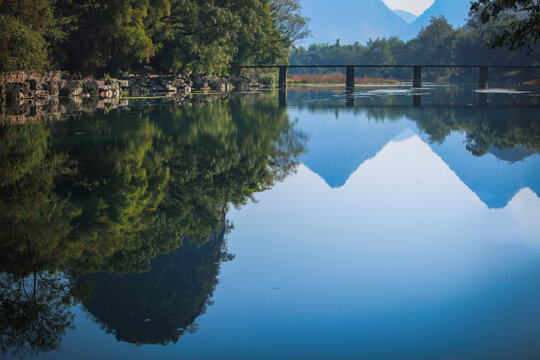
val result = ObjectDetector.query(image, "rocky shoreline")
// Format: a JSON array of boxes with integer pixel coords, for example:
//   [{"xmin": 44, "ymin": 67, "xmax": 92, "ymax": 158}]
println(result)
[{"xmin": 0, "ymin": 71, "xmax": 270, "ymax": 106}]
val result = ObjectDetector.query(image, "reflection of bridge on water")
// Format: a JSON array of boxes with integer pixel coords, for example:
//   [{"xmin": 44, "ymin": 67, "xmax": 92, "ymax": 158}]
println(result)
[{"xmin": 233, "ymin": 64, "xmax": 540, "ymax": 107}]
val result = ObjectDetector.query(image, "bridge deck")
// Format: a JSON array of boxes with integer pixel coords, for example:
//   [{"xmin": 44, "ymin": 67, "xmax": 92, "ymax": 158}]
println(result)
[
  {"xmin": 233, "ymin": 65, "xmax": 540, "ymax": 69},
  {"xmin": 232, "ymin": 64, "xmax": 539, "ymax": 90}
]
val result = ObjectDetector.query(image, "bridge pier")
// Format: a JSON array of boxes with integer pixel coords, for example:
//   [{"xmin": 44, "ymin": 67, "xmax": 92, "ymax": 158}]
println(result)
[
  {"xmin": 279, "ymin": 66, "xmax": 287, "ymax": 89},
  {"xmin": 413, "ymin": 66, "xmax": 422, "ymax": 88},
  {"xmin": 479, "ymin": 66, "xmax": 488, "ymax": 89},
  {"xmin": 346, "ymin": 66, "xmax": 355, "ymax": 89}
]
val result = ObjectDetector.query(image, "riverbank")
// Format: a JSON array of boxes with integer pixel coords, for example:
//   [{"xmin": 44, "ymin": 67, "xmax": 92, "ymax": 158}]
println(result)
[
  {"xmin": 0, "ymin": 84, "xmax": 283, "ymax": 125},
  {"xmin": 0, "ymin": 71, "xmax": 272, "ymax": 108}
]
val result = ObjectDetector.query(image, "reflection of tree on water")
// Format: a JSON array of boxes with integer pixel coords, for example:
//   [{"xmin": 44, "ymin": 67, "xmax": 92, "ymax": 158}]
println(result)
[
  {"xmin": 296, "ymin": 88, "xmax": 540, "ymax": 208},
  {"xmin": 0, "ymin": 123, "xmax": 79, "ymax": 357},
  {"xmin": 80, "ymin": 226, "xmax": 231, "ymax": 345},
  {"xmin": 52, "ymin": 95, "xmax": 305, "ymax": 273},
  {"xmin": 296, "ymin": 87, "xmax": 540, "ymax": 158},
  {"xmin": 0, "ymin": 93, "xmax": 306, "ymax": 355},
  {"xmin": 0, "ymin": 272, "xmax": 74, "ymax": 358}
]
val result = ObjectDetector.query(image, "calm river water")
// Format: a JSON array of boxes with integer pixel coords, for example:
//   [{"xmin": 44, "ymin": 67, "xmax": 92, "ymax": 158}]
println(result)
[{"xmin": 1, "ymin": 85, "xmax": 540, "ymax": 359}]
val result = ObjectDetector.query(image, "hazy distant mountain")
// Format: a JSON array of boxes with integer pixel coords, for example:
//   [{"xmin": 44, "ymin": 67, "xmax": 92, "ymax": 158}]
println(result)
[
  {"xmin": 300, "ymin": 0, "xmax": 407, "ymax": 45},
  {"xmin": 404, "ymin": 0, "xmax": 472, "ymax": 39},
  {"xmin": 299, "ymin": 0, "xmax": 473, "ymax": 44},
  {"xmin": 393, "ymin": 9, "xmax": 418, "ymax": 24}
]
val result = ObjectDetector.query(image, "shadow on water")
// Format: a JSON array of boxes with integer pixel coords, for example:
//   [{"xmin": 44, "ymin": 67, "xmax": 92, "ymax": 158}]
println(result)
[{"xmin": 79, "ymin": 226, "xmax": 233, "ymax": 345}]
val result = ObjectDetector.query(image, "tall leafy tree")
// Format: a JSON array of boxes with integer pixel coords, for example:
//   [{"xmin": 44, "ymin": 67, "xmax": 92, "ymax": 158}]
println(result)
[
  {"xmin": 403, "ymin": 16, "xmax": 456, "ymax": 65},
  {"xmin": 54, "ymin": 0, "xmax": 159, "ymax": 76},
  {"xmin": 470, "ymin": 0, "xmax": 540, "ymax": 52},
  {"xmin": 151, "ymin": 0, "xmax": 238, "ymax": 74},
  {"xmin": 0, "ymin": 0, "xmax": 63, "ymax": 71},
  {"xmin": 270, "ymin": 0, "xmax": 310, "ymax": 49}
]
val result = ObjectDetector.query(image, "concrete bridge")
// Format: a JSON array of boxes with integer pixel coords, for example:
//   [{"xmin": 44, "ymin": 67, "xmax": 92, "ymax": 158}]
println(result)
[
  {"xmin": 233, "ymin": 64, "xmax": 539, "ymax": 106},
  {"xmin": 233, "ymin": 64, "xmax": 540, "ymax": 89}
]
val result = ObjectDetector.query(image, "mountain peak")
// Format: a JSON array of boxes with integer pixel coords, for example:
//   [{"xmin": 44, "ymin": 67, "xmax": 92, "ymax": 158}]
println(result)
[
  {"xmin": 300, "ymin": 0, "xmax": 473, "ymax": 44},
  {"xmin": 300, "ymin": 0, "xmax": 407, "ymax": 45},
  {"xmin": 393, "ymin": 9, "xmax": 418, "ymax": 24},
  {"xmin": 404, "ymin": 0, "xmax": 472, "ymax": 39}
]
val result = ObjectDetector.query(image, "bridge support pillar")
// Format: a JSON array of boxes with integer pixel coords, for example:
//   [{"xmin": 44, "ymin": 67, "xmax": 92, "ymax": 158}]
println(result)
[
  {"xmin": 279, "ymin": 66, "xmax": 287, "ymax": 89},
  {"xmin": 479, "ymin": 66, "xmax": 488, "ymax": 89},
  {"xmin": 413, "ymin": 66, "xmax": 422, "ymax": 88},
  {"xmin": 346, "ymin": 66, "xmax": 355, "ymax": 89}
]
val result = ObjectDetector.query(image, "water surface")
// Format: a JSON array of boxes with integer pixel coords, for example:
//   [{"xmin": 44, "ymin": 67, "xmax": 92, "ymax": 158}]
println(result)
[{"xmin": 1, "ymin": 86, "xmax": 539, "ymax": 359}]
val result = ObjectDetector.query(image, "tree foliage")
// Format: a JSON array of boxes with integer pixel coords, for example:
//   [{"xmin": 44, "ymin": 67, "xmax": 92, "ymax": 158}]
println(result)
[
  {"xmin": 470, "ymin": 0, "xmax": 540, "ymax": 52},
  {"xmin": 0, "ymin": 0, "xmax": 309, "ymax": 74},
  {"xmin": 0, "ymin": 0, "xmax": 65, "ymax": 71},
  {"xmin": 290, "ymin": 15, "xmax": 540, "ymax": 79}
]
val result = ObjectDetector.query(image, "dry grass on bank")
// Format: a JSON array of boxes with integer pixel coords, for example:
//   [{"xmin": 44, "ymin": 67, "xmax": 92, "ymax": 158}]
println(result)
[
  {"xmin": 524, "ymin": 78, "xmax": 540, "ymax": 86},
  {"xmin": 288, "ymin": 72, "xmax": 401, "ymax": 85}
]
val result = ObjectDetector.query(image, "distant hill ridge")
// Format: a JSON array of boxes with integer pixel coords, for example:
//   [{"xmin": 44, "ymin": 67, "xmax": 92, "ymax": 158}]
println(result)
[
  {"xmin": 300, "ymin": 0, "xmax": 407, "ymax": 45},
  {"xmin": 393, "ymin": 9, "xmax": 418, "ymax": 24},
  {"xmin": 404, "ymin": 0, "xmax": 472, "ymax": 39},
  {"xmin": 300, "ymin": 0, "xmax": 472, "ymax": 44}
]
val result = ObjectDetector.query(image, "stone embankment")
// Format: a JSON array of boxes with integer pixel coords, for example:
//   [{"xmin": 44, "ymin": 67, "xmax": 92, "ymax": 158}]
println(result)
[
  {"xmin": 0, "ymin": 71, "xmax": 256, "ymax": 105},
  {"xmin": 0, "ymin": 71, "xmax": 269, "ymax": 124}
]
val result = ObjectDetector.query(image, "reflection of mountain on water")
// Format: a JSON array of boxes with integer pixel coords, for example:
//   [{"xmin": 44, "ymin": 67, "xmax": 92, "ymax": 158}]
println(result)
[
  {"xmin": 293, "ymin": 109, "xmax": 411, "ymax": 187},
  {"xmin": 293, "ymin": 108, "xmax": 540, "ymax": 208},
  {"xmin": 80, "ymin": 228, "xmax": 229, "ymax": 345},
  {"xmin": 488, "ymin": 146, "xmax": 540, "ymax": 163},
  {"xmin": 425, "ymin": 133, "xmax": 540, "ymax": 209}
]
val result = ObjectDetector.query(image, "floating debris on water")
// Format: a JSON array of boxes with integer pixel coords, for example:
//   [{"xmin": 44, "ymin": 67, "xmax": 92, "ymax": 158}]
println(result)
[
  {"xmin": 474, "ymin": 88, "xmax": 531, "ymax": 94},
  {"xmin": 367, "ymin": 89, "xmax": 411, "ymax": 95}
]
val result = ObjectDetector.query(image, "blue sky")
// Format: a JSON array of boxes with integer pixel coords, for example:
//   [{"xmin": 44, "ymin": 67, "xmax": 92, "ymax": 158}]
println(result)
[{"xmin": 382, "ymin": 0, "xmax": 435, "ymax": 16}]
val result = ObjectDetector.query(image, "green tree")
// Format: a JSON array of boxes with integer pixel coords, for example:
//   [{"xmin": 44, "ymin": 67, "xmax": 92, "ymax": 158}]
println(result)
[
  {"xmin": 470, "ymin": 0, "xmax": 540, "ymax": 52},
  {"xmin": 54, "ymin": 0, "xmax": 158, "ymax": 76},
  {"xmin": 0, "ymin": 0, "xmax": 64, "ymax": 71},
  {"xmin": 270, "ymin": 0, "xmax": 310, "ymax": 49},
  {"xmin": 403, "ymin": 16, "xmax": 455, "ymax": 65},
  {"xmin": 151, "ymin": 0, "xmax": 238, "ymax": 74}
]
